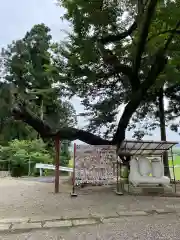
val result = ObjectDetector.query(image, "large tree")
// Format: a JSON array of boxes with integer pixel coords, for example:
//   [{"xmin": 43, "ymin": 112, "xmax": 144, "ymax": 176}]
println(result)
[
  {"xmin": 0, "ymin": 24, "xmax": 76, "ymax": 144},
  {"xmin": 12, "ymin": 1, "xmax": 180, "ymax": 148}
]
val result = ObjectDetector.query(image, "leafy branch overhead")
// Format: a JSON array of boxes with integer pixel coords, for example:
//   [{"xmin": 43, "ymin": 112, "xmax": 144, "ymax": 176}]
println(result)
[{"xmin": 10, "ymin": 0, "xmax": 180, "ymax": 145}]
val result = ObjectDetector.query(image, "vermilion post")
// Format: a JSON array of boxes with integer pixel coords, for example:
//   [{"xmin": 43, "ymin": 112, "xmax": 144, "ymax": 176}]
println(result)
[{"xmin": 55, "ymin": 136, "xmax": 60, "ymax": 193}]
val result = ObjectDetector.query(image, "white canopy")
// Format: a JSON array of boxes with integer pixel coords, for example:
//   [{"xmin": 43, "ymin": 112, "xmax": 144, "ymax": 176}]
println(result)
[{"xmin": 117, "ymin": 140, "xmax": 178, "ymax": 156}]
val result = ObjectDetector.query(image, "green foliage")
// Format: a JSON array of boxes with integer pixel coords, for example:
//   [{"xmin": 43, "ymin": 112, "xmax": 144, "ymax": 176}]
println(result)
[
  {"xmin": 0, "ymin": 138, "xmax": 71, "ymax": 177},
  {"xmin": 0, "ymin": 82, "xmax": 37, "ymax": 145},
  {"xmin": 55, "ymin": 0, "xmax": 180, "ymax": 139},
  {"xmin": 60, "ymin": 140, "xmax": 71, "ymax": 166},
  {"xmin": 0, "ymin": 139, "xmax": 53, "ymax": 177},
  {"xmin": 128, "ymin": 0, "xmax": 180, "ymax": 139},
  {"xmin": 0, "ymin": 23, "xmax": 76, "ymax": 145},
  {"xmin": 55, "ymin": 1, "xmax": 129, "ymax": 138},
  {"xmin": 172, "ymin": 147, "xmax": 180, "ymax": 156},
  {"xmin": 0, "ymin": 1, "xmax": 179, "ymax": 149}
]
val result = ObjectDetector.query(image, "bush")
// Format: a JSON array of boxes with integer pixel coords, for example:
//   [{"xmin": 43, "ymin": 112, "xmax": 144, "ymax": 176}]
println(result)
[
  {"xmin": 0, "ymin": 139, "xmax": 53, "ymax": 177},
  {"xmin": 0, "ymin": 139, "xmax": 71, "ymax": 177}
]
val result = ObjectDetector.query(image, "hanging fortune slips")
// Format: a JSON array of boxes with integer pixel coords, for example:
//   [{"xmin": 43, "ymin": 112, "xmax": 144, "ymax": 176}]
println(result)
[{"xmin": 75, "ymin": 145, "xmax": 117, "ymax": 185}]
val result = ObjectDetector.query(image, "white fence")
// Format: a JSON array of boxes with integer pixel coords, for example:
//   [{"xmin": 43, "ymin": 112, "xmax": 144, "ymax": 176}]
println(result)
[{"xmin": 35, "ymin": 163, "xmax": 73, "ymax": 176}]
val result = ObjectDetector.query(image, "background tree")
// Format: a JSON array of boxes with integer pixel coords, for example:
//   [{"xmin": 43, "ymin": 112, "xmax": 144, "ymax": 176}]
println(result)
[
  {"xmin": 0, "ymin": 82, "xmax": 36, "ymax": 145},
  {"xmin": 0, "ymin": 24, "xmax": 75, "ymax": 171},
  {"xmin": 0, "ymin": 24, "xmax": 76, "ymax": 144},
  {"xmin": 0, "ymin": 139, "xmax": 53, "ymax": 177}
]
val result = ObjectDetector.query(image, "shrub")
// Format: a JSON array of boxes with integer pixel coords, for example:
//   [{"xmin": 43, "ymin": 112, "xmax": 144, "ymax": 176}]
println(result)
[
  {"xmin": 0, "ymin": 139, "xmax": 71, "ymax": 177},
  {"xmin": 0, "ymin": 139, "xmax": 53, "ymax": 177}
]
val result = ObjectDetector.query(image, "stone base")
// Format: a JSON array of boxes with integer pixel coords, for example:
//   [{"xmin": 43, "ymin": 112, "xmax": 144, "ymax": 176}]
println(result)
[
  {"xmin": 142, "ymin": 187, "xmax": 164, "ymax": 195},
  {"xmin": 70, "ymin": 192, "xmax": 78, "ymax": 197},
  {"xmin": 114, "ymin": 190, "xmax": 124, "ymax": 195},
  {"xmin": 124, "ymin": 183, "xmax": 174, "ymax": 196}
]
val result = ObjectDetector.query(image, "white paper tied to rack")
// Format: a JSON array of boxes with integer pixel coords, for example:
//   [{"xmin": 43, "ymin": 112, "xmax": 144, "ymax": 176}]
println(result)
[{"xmin": 74, "ymin": 145, "xmax": 117, "ymax": 185}]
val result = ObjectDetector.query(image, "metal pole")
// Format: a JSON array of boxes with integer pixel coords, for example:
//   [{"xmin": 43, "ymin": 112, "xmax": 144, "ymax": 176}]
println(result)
[
  {"xmin": 71, "ymin": 143, "xmax": 77, "ymax": 197},
  {"xmin": 54, "ymin": 137, "xmax": 60, "ymax": 193},
  {"xmin": 115, "ymin": 156, "xmax": 123, "ymax": 195},
  {"xmin": 28, "ymin": 158, "xmax": 31, "ymax": 176},
  {"xmin": 116, "ymin": 158, "xmax": 119, "ymax": 192},
  {"xmin": 171, "ymin": 147, "xmax": 176, "ymax": 193}
]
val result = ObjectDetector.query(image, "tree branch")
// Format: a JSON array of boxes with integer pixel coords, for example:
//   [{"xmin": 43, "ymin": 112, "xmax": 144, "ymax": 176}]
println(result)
[
  {"xmin": 99, "ymin": 0, "xmax": 149, "ymax": 45},
  {"xmin": 148, "ymin": 29, "xmax": 180, "ymax": 42},
  {"xmin": 163, "ymin": 20, "xmax": 180, "ymax": 50},
  {"xmin": 53, "ymin": 128, "xmax": 111, "ymax": 145},
  {"xmin": 12, "ymin": 103, "xmax": 52, "ymax": 138},
  {"xmin": 132, "ymin": 0, "xmax": 158, "ymax": 89},
  {"xmin": 97, "ymin": 42, "xmax": 132, "ymax": 75},
  {"xmin": 11, "ymin": 103, "xmax": 111, "ymax": 145},
  {"xmin": 100, "ymin": 21, "xmax": 137, "ymax": 44},
  {"xmin": 97, "ymin": 42, "xmax": 140, "ymax": 90},
  {"xmin": 113, "ymin": 48, "xmax": 168, "ymax": 146},
  {"xmin": 112, "ymin": 20, "xmax": 180, "ymax": 146}
]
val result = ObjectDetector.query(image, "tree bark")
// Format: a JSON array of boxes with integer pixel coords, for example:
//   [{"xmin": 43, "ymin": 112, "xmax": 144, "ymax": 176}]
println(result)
[
  {"xmin": 11, "ymin": 103, "xmax": 112, "ymax": 145},
  {"xmin": 113, "ymin": 49, "xmax": 167, "ymax": 146},
  {"xmin": 158, "ymin": 87, "xmax": 170, "ymax": 177}
]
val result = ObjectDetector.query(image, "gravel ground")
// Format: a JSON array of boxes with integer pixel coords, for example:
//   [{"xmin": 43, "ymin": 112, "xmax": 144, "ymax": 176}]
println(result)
[
  {"xmin": 1, "ymin": 214, "xmax": 180, "ymax": 240},
  {"xmin": 1, "ymin": 178, "xmax": 180, "ymax": 220}
]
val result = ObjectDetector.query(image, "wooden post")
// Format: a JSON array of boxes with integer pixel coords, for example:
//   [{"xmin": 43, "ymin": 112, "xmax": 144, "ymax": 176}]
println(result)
[
  {"xmin": 55, "ymin": 137, "xmax": 60, "ymax": 193},
  {"xmin": 71, "ymin": 143, "xmax": 77, "ymax": 197},
  {"xmin": 115, "ymin": 157, "xmax": 123, "ymax": 195}
]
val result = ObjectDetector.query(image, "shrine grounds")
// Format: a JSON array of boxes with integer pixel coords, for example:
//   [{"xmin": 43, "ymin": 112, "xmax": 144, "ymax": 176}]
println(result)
[
  {"xmin": 1, "ymin": 177, "xmax": 180, "ymax": 239},
  {"xmin": 1, "ymin": 177, "xmax": 180, "ymax": 220}
]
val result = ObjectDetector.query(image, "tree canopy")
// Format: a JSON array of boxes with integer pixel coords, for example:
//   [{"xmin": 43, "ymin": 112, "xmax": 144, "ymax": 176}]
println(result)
[
  {"xmin": 11, "ymin": 0, "xmax": 180, "ymax": 147},
  {"xmin": 0, "ymin": 23, "xmax": 76, "ymax": 145}
]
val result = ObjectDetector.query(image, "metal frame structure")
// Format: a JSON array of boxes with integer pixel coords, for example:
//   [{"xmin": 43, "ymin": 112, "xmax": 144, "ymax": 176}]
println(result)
[
  {"xmin": 69, "ymin": 140, "xmax": 178, "ymax": 197},
  {"xmin": 116, "ymin": 140, "xmax": 178, "ymax": 195}
]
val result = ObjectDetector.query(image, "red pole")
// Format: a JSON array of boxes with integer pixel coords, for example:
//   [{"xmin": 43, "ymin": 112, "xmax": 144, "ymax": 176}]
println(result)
[{"xmin": 55, "ymin": 137, "xmax": 60, "ymax": 193}]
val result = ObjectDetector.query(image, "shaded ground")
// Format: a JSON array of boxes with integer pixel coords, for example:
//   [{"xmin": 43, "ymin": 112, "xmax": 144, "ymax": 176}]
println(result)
[
  {"xmin": 1, "ymin": 178, "xmax": 180, "ymax": 220},
  {"xmin": 21, "ymin": 176, "xmax": 55, "ymax": 183},
  {"xmin": 1, "ymin": 214, "xmax": 180, "ymax": 240}
]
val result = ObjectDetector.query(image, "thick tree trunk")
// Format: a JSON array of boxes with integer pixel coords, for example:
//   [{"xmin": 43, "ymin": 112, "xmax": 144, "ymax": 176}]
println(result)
[
  {"xmin": 113, "ymin": 51, "xmax": 167, "ymax": 146},
  {"xmin": 158, "ymin": 87, "xmax": 170, "ymax": 177}
]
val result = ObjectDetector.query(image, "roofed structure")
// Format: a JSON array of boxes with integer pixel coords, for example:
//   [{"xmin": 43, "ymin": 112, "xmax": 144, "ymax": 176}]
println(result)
[{"xmin": 117, "ymin": 140, "xmax": 178, "ymax": 156}]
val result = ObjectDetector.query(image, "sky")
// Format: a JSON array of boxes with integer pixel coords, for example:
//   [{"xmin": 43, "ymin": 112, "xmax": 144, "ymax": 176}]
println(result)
[{"xmin": 0, "ymin": 0, "xmax": 179, "ymax": 143}]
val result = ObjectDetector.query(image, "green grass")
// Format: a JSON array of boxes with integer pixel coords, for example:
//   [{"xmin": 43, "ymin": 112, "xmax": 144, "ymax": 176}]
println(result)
[
  {"xmin": 169, "ymin": 155, "xmax": 180, "ymax": 180},
  {"xmin": 170, "ymin": 168, "xmax": 180, "ymax": 180},
  {"xmin": 169, "ymin": 155, "xmax": 180, "ymax": 166}
]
